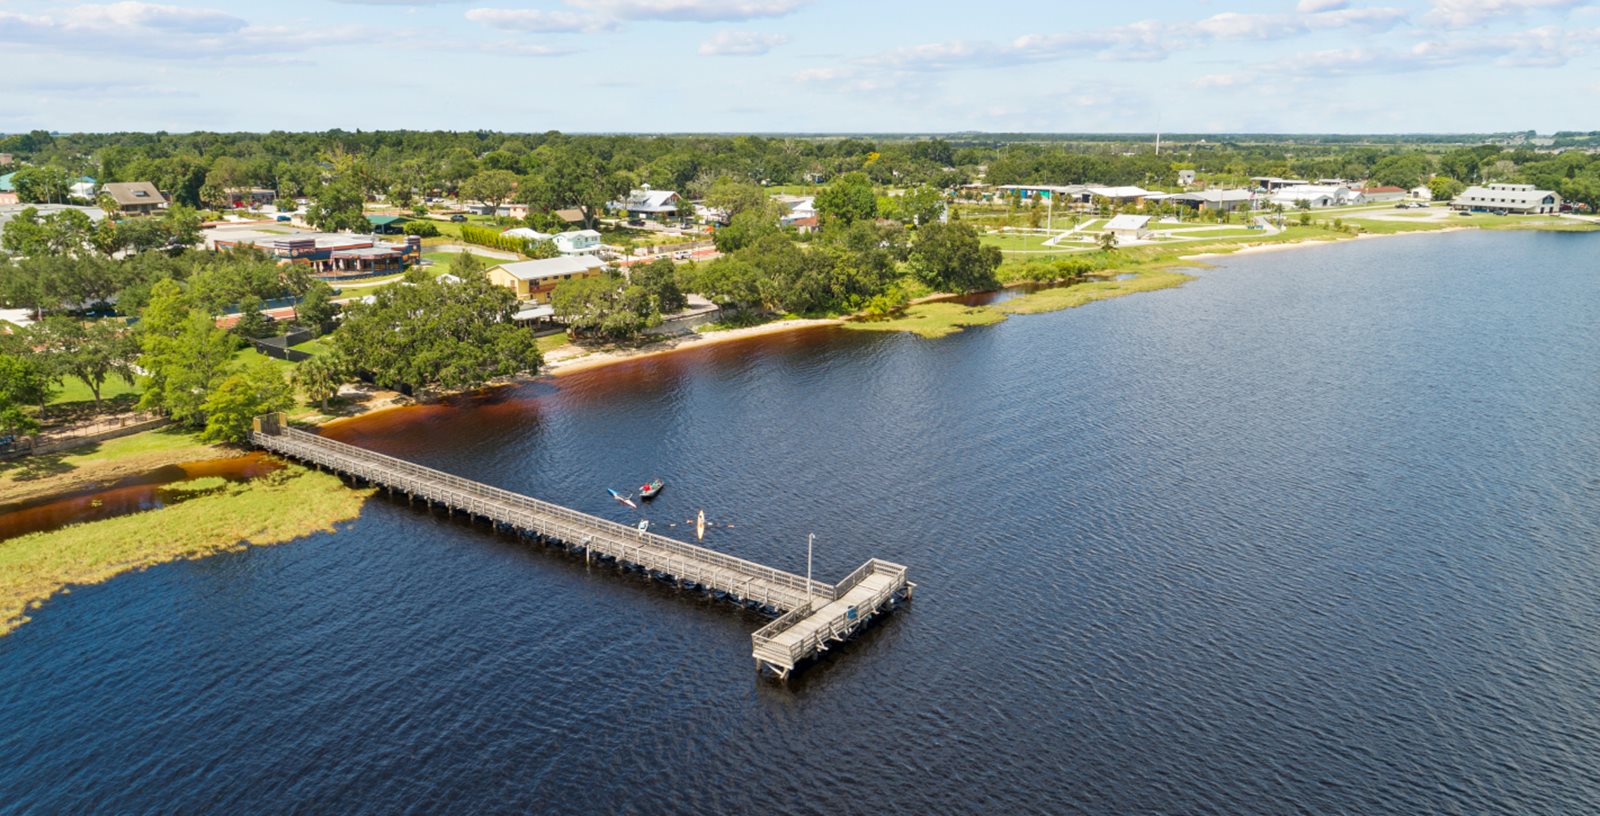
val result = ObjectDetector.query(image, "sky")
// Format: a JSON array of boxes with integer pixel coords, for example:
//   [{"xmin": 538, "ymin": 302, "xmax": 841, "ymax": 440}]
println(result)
[{"xmin": 1, "ymin": 0, "xmax": 1598, "ymax": 134}]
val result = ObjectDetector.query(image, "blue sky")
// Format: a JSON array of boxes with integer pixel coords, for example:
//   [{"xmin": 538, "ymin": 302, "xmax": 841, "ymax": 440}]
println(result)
[{"xmin": 2, "ymin": 0, "xmax": 1597, "ymax": 134}]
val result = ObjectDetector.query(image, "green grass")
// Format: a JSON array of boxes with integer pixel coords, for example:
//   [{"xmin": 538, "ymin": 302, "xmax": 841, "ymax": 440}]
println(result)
[
  {"xmin": 47, "ymin": 374, "xmax": 141, "ymax": 406},
  {"xmin": 232, "ymin": 344, "xmax": 300, "ymax": 376},
  {"xmin": 536, "ymin": 333, "xmax": 571, "ymax": 354},
  {"xmin": 0, "ymin": 426, "xmax": 220, "ymax": 504},
  {"xmin": 0, "ymin": 465, "xmax": 371, "ymax": 637},
  {"xmin": 842, "ymin": 302, "xmax": 1008, "ymax": 339},
  {"xmin": 996, "ymin": 270, "xmax": 1197, "ymax": 315}
]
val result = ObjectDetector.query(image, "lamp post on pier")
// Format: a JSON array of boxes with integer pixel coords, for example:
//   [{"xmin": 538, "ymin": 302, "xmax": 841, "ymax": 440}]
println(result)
[{"xmin": 806, "ymin": 533, "xmax": 815, "ymax": 606}]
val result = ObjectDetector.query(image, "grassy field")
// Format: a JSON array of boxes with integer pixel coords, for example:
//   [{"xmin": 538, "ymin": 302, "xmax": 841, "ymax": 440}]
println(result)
[
  {"xmin": 997, "ymin": 270, "xmax": 1197, "ymax": 315},
  {"xmin": 537, "ymin": 333, "xmax": 571, "ymax": 354},
  {"xmin": 47, "ymin": 375, "xmax": 142, "ymax": 407},
  {"xmin": 0, "ymin": 464, "xmax": 371, "ymax": 636},
  {"xmin": 842, "ymin": 302, "xmax": 1008, "ymax": 339},
  {"xmin": 0, "ymin": 427, "xmax": 224, "ymax": 505}
]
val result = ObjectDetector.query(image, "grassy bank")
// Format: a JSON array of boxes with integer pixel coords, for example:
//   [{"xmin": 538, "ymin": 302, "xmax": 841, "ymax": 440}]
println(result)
[
  {"xmin": 997, "ymin": 270, "xmax": 1197, "ymax": 315},
  {"xmin": 843, "ymin": 301, "xmax": 1008, "ymax": 339},
  {"xmin": 0, "ymin": 428, "xmax": 227, "ymax": 506},
  {"xmin": 0, "ymin": 464, "xmax": 371, "ymax": 636}
]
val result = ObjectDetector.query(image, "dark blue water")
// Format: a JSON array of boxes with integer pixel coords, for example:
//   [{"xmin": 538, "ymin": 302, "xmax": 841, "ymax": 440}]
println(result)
[{"xmin": 4, "ymin": 231, "xmax": 1598, "ymax": 814}]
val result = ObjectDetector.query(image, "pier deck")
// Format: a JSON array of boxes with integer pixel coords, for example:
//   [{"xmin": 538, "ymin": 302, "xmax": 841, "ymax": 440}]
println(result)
[{"xmin": 249, "ymin": 414, "xmax": 910, "ymax": 677}]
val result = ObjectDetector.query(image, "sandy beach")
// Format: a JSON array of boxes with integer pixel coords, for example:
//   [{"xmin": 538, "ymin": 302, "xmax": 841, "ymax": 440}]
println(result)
[{"xmin": 540, "ymin": 317, "xmax": 844, "ymax": 376}]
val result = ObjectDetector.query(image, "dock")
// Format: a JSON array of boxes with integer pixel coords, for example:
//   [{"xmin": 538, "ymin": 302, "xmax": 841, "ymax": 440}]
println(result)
[{"xmin": 249, "ymin": 414, "xmax": 911, "ymax": 678}]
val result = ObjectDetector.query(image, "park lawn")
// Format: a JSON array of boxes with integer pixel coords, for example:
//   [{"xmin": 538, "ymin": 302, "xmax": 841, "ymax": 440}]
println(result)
[
  {"xmin": 48, "ymin": 374, "xmax": 142, "ymax": 407},
  {"xmin": 232, "ymin": 344, "xmax": 300, "ymax": 376},
  {"xmin": 764, "ymin": 184, "xmax": 822, "ymax": 196},
  {"xmin": 536, "ymin": 333, "xmax": 571, "ymax": 354},
  {"xmin": 0, "ymin": 426, "xmax": 224, "ymax": 505},
  {"xmin": 0, "ymin": 465, "xmax": 371, "ymax": 637},
  {"xmin": 842, "ymin": 302, "xmax": 1007, "ymax": 339},
  {"xmin": 421, "ymin": 250, "xmax": 501, "ymax": 268},
  {"xmin": 291, "ymin": 336, "xmax": 336, "ymax": 356},
  {"xmin": 982, "ymin": 233, "xmax": 1058, "ymax": 252}
]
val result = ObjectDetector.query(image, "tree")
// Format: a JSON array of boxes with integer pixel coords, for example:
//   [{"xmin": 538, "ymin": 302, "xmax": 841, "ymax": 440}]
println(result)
[
  {"xmin": 712, "ymin": 209, "xmax": 780, "ymax": 253},
  {"xmin": 459, "ymin": 170, "xmax": 519, "ymax": 210},
  {"xmin": 522, "ymin": 145, "xmax": 635, "ymax": 230},
  {"xmin": 907, "ymin": 222, "xmax": 1001, "ymax": 293},
  {"xmin": 814, "ymin": 172, "xmax": 877, "ymax": 226},
  {"xmin": 32, "ymin": 318, "xmax": 137, "ymax": 410},
  {"xmin": 891, "ymin": 185, "xmax": 945, "ymax": 226},
  {"xmin": 448, "ymin": 250, "xmax": 487, "ymax": 278},
  {"xmin": 333, "ymin": 272, "xmax": 541, "ymax": 393},
  {"xmin": 629, "ymin": 257, "xmax": 687, "ymax": 314},
  {"xmin": 1097, "ymin": 231, "xmax": 1119, "ymax": 252},
  {"xmin": 704, "ymin": 176, "xmax": 774, "ymax": 219},
  {"xmin": 1428, "ymin": 176, "xmax": 1466, "ymax": 202},
  {"xmin": 1371, "ymin": 154, "xmax": 1432, "ymax": 191},
  {"xmin": 136, "ymin": 281, "xmax": 238, "ymax": 425},
  {"xmin": 307, "ymin": 180, "xmax": 367, "ymax": 232},
  {"xmin": 200, "ymin": 361, "xmax": 294, "ymax": 444},
  {"xmin": 550, "ymin": 274, "xmax": 655, "ymax": 339},
  {"xmin": 292, "ymin": 352, "xmax": 350, "ymax": 412},
  {"xmin": 684, "ymin": 256, "xmax": 762, "ymax": 312},
  {"xmin": 11, "ymin": 166, "xmax": 73, "ymax": 204},
  {"xmin": 296, "ymin": 280, "xmax": 339, "ymax": 330},
  {"xmin": 0, "ymin": 350, "xmax": 56, "ymax": 436},
  {"xmin": 233, "ymin": 295, "xmax": 275, "ymax": 339}
]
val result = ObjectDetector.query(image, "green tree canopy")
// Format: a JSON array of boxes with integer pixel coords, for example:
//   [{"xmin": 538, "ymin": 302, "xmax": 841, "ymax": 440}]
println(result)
[
  {"xmin": 814, "ymin": 172, "xmax": 877, "ymax": 226},
  {"xmin": 200, "ymin": 360, "xmax": 295, "ymax": 444},
  {"xmin": 307, "ymin": 180, "xmax": 367, "ymax": 232},
  {"xmin": 333, "ymin": 271, "xmax": 541, "ymax": 393},
  {"xmin": 907, "ymin": 222, "xmax": 1001, "ymax": 293},
  {"xmin": 32, "ymin": 317, "xmax": 138, "ymax": 410}
]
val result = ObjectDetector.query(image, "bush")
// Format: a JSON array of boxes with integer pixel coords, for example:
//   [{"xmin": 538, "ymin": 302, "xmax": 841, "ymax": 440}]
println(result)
[
  {"xmin": 460, "ymin": 224, "xmax": 557, "ymax": 258},
  {"xmin": 403, "ymin": 220, "xmax": 439, "ymax": 237}
]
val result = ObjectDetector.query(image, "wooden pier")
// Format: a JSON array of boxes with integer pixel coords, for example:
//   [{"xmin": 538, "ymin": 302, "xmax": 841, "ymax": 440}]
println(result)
[{"xmin": 249, "ymin": 414, "xmax": 911, "ymax": 678}]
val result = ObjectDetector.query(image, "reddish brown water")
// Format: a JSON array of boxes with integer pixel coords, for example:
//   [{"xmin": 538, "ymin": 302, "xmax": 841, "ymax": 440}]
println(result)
[{"xmin": 0, "ymin": 453, "xmax": 282, "ymax": 541}]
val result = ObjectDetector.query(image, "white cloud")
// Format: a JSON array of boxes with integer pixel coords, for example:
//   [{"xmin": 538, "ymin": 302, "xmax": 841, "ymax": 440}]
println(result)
[
  {"xmin": 563, "ymin": 0, "xmax": 808, "ymax": 22},
  {"xmin": 1298, "ymin": 0, "xmax": 1350, "ymax": 11},
  {"xmin": 844, "ymin": 6, "xmax": 1407, "ymax": 72},
  {"xmin": 698, "ymin": 30, "xmax": 787, "ymax": 55},
  {"xmin": 465, "ymin": 7, "xmax": 613, "ymax": 32},
  {"xmin": 482, "ymin": 40, "xmax": 582, "ymax": 56},
  {"xmin": 1424, "ymin": 0, "xmax": 1588, "ymax": 27},
  {"xmin": 0, "ymin": 4, "xmax": 360, "ymax": 58}
]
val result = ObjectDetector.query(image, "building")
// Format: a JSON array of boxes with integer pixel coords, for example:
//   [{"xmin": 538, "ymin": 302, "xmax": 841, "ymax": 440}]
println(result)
[
  {"xmin": 0, "ymin": 203, "xmax": 107, "ymax": 234},
  {"xmin": 1251, "ymin": 176, "xmax": 1309, "ymax": 192},
  {"xmin": 225, "ymin": 188, "xmax": 278, "ymax": 208},
  {"xmin": 1409, "ymin": 185, "xmax": 1433, "ymax": 201},
  {"xmin": 487, "ymin": 255, "xmax": 607, "ymax": 302},
  {"xmin": 0, "ymin": 173, "xmax": 14, "ymax": 206},
  {"xmin": 1177, "ymin": 169, "xmax": 1196, "ymax": 186},
  {"xmin": 778, "ymin": 196, "xmax": 816, "ymax": 226},
  {"xmin": 1168, "ymin": 189, "xmax": 1255, "ymax": 213},
  {"xmin": 554, "ymin": 208, "xmax": 586, "ymax": 225},
  {"xmin": 1104, "ymin": 214, "xmax": 1152, "ymax": 242},
  {"xmin": 212, "ymin": 231, "xmax": 422, "ymax": 279},
  {"xmin": 612, "ymin": 187, "xmax": 682, "ymax": 220},
  {"xmin": 0, "ymin": 154, "xmax": 12, "ymax": 166},
  {"xmin": 366, "ymin": 214, "xmax": 410, "ymax": 234},
  {"xmin": 1357, "ymin": 186, "xmax": 1408, "ymax": 203},
  {"xmin": 1270, "ymin": 185, "xmax": 1362, "ymax": 209},
  {"xmin": 996, "ymin": 184, "xmax": 1089, "ymax": 202},
  {"xmin": 553, "ymin": 229, "xmax": 602, "ymax": 256},
  {"xmin": 100, "ymin": 181, "xmax": 166, "ymax": 215},
  {"xmin": 1085, "ymin": 186, "xmax": 1157, "ymax": 207},
  {"xmin": 69, "ymin": 177, "xmax": 96, "ymax": 200},
  {"xmin": 502, "ymin": 227, "xmax": 552, "ymax": 242},
  {"xmin": 1451, "ymin": 183, "xmax": 1561, "ymax": 214}
]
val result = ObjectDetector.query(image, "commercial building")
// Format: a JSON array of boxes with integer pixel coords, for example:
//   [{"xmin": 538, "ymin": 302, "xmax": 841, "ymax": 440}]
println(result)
[
  {"xmin": 1356, "ymin": 186, "xmax": 1408, "ymax": 203},
  {"xmin": 488, "ymin": 255, "xmax": 607, "ymax": 302},
  {"xmin": 1270, "ymin": 185, "xmax": 1362, "ymax": 209},
  {"xmin": 100, "ymin": 181, "xmax": 166, "ymax": 215},
  {"xmin": 1251, "ymin": 177, "xmax": 1310, "ymax": 192},
  {"xmin": 1450, "ymin": 183, "xmax": 1561, "ymax": 214},
  {"xmin": 1168, "ymin": 189, "xmax": 1255, "ymax": 213},
  {"xmin": 212, "ymin": 231, "xmax": 422, "ymax": 279}
]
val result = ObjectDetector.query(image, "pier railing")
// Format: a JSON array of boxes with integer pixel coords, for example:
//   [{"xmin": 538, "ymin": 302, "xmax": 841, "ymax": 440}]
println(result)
[{"xmin": 250, "ymin": 414, "xmax": 909, "ymax": 677}]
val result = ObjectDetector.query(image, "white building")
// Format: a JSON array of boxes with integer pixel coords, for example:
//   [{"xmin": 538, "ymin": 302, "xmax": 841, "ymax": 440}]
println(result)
[
  {"xmin": 1270, "ymin": 185, "xmax": 1362, "ymax": 209},
  {"xmin": 553, "ymin": 229, "xmax": 603, "ymax": 255},
  {"xmin": 612, "ymin": 187, "xmax": 681, "ymax": 220},
  {"xmin": 1104, "ymin": 214, "xmax": 1152, "ymax": 242},
  {"xmin": 1451, "ymin": 183, "xmax": 1561, "ymax": 214}
]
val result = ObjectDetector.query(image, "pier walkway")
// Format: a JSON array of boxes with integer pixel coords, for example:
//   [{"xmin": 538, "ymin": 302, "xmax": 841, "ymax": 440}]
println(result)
[{"xmin": 249, "ymin": 414, "xmax": 911, "ymax": 677}]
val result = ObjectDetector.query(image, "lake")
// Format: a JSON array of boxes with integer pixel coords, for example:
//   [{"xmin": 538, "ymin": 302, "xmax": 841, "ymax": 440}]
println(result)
[{"xmin": 3, "ymin": 230, "xmax": 1598, "ymax": 814}]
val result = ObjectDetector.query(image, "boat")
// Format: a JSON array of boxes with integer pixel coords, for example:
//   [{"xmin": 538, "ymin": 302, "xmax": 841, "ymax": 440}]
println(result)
[
  {"xmin": 638, "ymin": 478, "xmax": 664, "ymax": 499},
  {"xmin": 606, "ymin": 488, "xmax": 637, "ymax": 510}
]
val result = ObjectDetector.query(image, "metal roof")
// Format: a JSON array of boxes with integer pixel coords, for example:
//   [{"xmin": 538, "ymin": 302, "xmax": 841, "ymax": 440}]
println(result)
[{"xmin": 492, "ymin": 255, "xmax": 606, "ymax": 281}]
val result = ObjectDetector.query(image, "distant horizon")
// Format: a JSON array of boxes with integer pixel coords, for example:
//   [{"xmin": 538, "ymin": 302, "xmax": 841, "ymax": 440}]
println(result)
[
  {"xmin": 3, "ymin": 0, "xmax": 1599, "ymax": 133},
  {"xmin": 2, "ymin": 129, "xmax": 1591, "ymax": 140}
]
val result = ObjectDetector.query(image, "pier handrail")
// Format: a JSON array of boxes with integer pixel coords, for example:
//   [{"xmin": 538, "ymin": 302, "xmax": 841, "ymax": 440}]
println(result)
[{"xmin": 256, "ymin": 425, "xmax": 833, "ymax": 598}]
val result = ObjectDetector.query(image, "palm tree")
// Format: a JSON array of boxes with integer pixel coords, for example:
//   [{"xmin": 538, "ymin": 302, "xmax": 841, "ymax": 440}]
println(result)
[{"xmin": 292, "ymin": 353, "xmax": 348, "ymax": 412}]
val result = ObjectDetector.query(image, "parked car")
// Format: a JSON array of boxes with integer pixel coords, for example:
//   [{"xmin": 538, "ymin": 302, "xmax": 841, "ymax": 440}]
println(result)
[
  {"xmin": 673, "ymin": 250, "xmax": 692, "ymax": 260},
  {"xmin": 450, "ymin": 214, "xmax": 467, "ymax": 222},
  {"xmin": 275, "ymin": 214, "xmax": 291, "ymax": 222}
]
